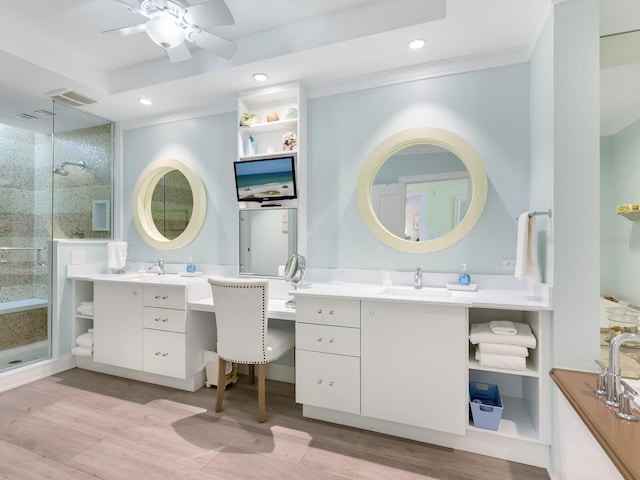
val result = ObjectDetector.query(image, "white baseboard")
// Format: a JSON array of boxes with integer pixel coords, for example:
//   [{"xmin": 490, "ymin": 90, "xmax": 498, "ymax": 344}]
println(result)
[
  {"xmin": 303, "ymin": 405, "xmax": 550, "ymax": 469},
  {"xmin": 0, "ymin": 354, "xmax": 75, "ymax": 393},
  {"xmin": 75, "ymin": 357, "xmax": 207, "ymax": 392}
]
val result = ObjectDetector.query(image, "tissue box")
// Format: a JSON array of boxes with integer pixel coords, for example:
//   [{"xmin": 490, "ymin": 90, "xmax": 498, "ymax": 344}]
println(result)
[
  {"xmin": 204, "ymin": 351, "xmax": 237, "ymax": 388},
  {"xmin": 469, "ymin": 381, "xmax": 503, "ymax": 431}
]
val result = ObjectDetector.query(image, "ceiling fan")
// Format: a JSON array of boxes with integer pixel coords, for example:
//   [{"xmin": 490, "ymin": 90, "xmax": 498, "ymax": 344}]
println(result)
[{"xmin": 105, "ymin": 0, "xmax": 236, "ymax": 63}]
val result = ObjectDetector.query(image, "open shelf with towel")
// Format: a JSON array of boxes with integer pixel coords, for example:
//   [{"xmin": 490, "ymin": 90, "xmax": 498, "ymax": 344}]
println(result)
[
  {"xmin": 72, "ymin": 279, "xmax": 94, "ymax": 359},
  {"xmin": 467, "ymin": 308, "xmax": 550, "ymax": 446}
]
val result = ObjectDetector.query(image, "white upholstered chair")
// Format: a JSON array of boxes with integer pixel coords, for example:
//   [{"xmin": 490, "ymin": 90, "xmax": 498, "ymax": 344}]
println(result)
[{"xmin": 208, "ymin": 276, "xmax": 295, "ymax": 422}]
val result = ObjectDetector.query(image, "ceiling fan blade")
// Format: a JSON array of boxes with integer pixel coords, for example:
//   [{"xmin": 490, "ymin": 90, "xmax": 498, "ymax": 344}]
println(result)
[
  {"xmin": 188, "ymin": 30, "xmax": 236, "ymax": 59},
  {"xmin": 103, "ymin": 24, "xmax": 147, "ymax": 36},
  {"xmin": 166, "ymin": 42, "xmax": 192, "ymax": 63},
  {"xmin": 184, "ymin": 0, "xmax": 234, "ymax": 28}
]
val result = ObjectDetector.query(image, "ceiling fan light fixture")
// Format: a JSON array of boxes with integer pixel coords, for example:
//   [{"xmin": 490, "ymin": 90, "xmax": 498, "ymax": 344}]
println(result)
[{"xmin": 145, "ymin": 17, "xmax": 185, "ymax": 49}]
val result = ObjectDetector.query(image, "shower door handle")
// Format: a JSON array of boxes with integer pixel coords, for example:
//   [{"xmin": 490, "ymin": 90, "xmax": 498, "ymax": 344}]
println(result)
[{"xmin": 0, "ymin": 246, "xmax": 47, "ymax": 266}]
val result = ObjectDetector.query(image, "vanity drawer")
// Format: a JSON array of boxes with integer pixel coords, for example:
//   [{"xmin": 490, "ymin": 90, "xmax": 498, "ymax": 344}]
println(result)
[
  {"xmin": 143, "ymin": 329, "xmax": 186, "ymax": 378},
  {"xmin": 143, "ymin": 307, "xmax": 186, "ymax": 333},
  {"xmin": 295, "ymin": 350, "xmax": 360, "ymax": 414},
  {"xmin": 143, "ymin": 285, "xmax": 186, "ymax": 310},
  {"xmin": 296, "ymin": 323, "xmax": 360, "ymax": 356},
  {"xmin": 296, "ymin": 297, "xmax": 360, "ymax": 327}
]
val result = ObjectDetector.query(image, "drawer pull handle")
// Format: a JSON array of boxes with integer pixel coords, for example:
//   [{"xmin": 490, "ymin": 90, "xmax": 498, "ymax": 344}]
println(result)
[
  {"xmin": 317, "ymin": 379, "xmax": 323, "ymax": 384},
  {"xmin": 317, "ymin": 337, "xmax": 323, "ymax": 342},
  {"xmin": 329, "ymin": 381, "xmax": 334, "ymax": 387},
  {"xmin": 155, "ymin": 351, "xmax": 161, "ymax": 356},
  {"xmin": 132, "ymin": 291, "xmax": 138, "ymax": 296},
  {"xmin": 155, "ymin": 317, "xmax": 161, "ymax": 322},
  {"xmin": 163, "ymin": 353, "xmax": 168, "ymax": 357},
  {"xmin": 317, "ymin": 309, "xmax": 323, "ymax": 314},
  {"xmin": 162, "ymin": 318, "xmax": 168, "ymax": 322},
  {"xmin": 328, "ymin": 310, "xmax": 334, "ymax": 315},
  {"xmin": 328, "ymin": 338, "xmax": 334, "ymax": 343},
  {"xmin": 154, "ymin": 295, "xmax": 168, "ymax": 300}
]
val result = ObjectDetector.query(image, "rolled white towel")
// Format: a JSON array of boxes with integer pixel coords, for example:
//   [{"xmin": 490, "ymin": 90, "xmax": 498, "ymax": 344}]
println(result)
[
  {"xmin": 71, "ymin": 346, "xmax": 93, "ymax": 357},
  {"xmin": 469, "ymin": 322, "xmax": 536, "ymax": 349},
  {"xmin": 76, "ymin": 332, "xmax": 94, "ymax": 348},
  {"xmin": 489, "ymin": 320, "xmax": 517, "ymax": 335},
  {"xmin": 475, "ymin": 350, "xmax": 527, "ymax": 371},
  {"xmin": 477, "ymin": 342, "xmax": 529, "ymax": 357}
]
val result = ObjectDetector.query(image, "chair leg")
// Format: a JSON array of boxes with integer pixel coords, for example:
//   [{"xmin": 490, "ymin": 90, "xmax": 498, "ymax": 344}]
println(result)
[
  {"xmin": 258, "ymin": 363, "xmax": 267, "ymax": 423},
  {"xmin": 215, "ymin": 357, "xmax": 226, "ymax": 413},
  {"xmin": 248, "ymin": 364, "xmax": 255, "ymax": 385}
]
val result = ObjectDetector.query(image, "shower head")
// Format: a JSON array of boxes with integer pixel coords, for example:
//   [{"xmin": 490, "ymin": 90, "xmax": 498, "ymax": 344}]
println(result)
[{"xmin": 53, "ymin": 167, "xmax": 69, "ymax": 176}]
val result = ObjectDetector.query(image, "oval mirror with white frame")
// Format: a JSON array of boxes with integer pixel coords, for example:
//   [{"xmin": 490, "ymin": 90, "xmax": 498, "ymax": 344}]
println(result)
[
  {"xmin": 133, "ymin": 158, "xmax": 206, "ymax": 250},
  {"xmin": 356, "ymin": 127, "xmax": 487, "ymax": 253}
]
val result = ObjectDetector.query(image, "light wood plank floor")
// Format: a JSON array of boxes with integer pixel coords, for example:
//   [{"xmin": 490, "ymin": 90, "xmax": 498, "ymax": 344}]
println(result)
[{"xmin": 0, "ymin": 368, "xmax": 549, "ymax": 480}]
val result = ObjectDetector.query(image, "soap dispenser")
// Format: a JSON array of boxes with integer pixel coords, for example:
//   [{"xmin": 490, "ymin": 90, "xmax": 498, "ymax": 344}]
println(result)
[
  {"xmin": 186, "ymin": 257, "xmax": 196, "ymax": 273},
  {"xmin": 458, "ymin": 264, "xmax": 471, "ymax": 286}
]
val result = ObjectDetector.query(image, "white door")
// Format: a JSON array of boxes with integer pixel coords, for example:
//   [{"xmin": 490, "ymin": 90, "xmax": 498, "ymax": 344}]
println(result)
[{"xmin": 371, "ymin": 183, "xmax": 406, "ymax": 238}]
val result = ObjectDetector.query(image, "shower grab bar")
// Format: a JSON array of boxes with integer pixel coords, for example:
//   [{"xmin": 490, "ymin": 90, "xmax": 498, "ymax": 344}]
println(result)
[{"xmin": 0, "ymin": 246, "xmax": 47, "ymax": 266}]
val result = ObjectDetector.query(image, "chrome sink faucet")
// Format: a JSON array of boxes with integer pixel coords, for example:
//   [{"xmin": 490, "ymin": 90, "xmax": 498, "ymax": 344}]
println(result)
[
  {"xmin": 414, "ymin": 267, "xmax": 422, "ymax": 290},
  {"xmin": 147, "ymin": 258, "xmax": 165, "ymax": 275},
  {"xmin": 605, "ymin": 332, "xmax": 640, "ymax": 408}
]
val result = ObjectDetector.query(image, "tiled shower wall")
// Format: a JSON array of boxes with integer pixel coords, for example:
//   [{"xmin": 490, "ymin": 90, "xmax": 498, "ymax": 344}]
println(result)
[
  {"xmin": 0, "ymin": 122, "xmax": 113, "ymax": 303},
  {"xmin": 0, "ymin": 124, "xmax": 48, "ymax": 303},
  {"xmin": 51, "ymin": 123, "xmax": 113, "ymax": 240}
]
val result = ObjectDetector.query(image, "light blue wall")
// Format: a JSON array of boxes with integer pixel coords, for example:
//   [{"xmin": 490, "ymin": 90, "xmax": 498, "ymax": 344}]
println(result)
[
  {"xmin": 122, "ymin": 114, "xmax": 237, "ymax": 267},
  {"xmin": 122, "ymin": 65, "xmax": 532, "ymax": 278},
  {"xmin": 307, "ymin": 63, "xmax": 530, "ymax": 274},
  {"xmin": 550, "ymin": 0, "xmax": 600, "ymax": 370},
  {"xmin": 529, "ymin": 12, "xmax": 554, "ymax": 285},
  {"xmin": 600, "ymin": 119, "xmax": 640, "ymax": 305}
]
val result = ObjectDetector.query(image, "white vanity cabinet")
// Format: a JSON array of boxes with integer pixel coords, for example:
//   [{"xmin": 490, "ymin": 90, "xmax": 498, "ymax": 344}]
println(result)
[
  {"xmin": 295, "ymin": 296, "xmax": 361, "ymax": 414},
  {"xmin": 83, "ymin": 277, "xmax": 214, "ymax": 391},
  {"xmin": 142, "ymin": 285, "xmax": 188, "ymax": 378},
  {"xmin": 361, "ymin": 300, "xmax": 468, "ymax": 435},
  {"xmin": 93, "ymin": 282, "xmax": 144, "ymax": 370}
]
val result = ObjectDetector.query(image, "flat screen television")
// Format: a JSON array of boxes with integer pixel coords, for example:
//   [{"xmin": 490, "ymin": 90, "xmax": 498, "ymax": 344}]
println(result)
[{"xmin": 234, "ymin": 155, "xmax": 297, "ymax": 203}]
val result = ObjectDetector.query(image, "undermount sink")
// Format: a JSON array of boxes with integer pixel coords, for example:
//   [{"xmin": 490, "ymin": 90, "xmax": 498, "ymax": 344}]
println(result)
[
  {"xmin": 91, "ymin": 272, "xmax": 196, "ymax": 285},
  {"xmin": 379, "ymin": 286, "xmax": 452, "ymax": 300}
]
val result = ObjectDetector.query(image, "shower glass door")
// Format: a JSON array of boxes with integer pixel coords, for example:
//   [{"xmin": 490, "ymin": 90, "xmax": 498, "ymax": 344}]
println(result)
[
  {"xmin": 0, "ymin": 101, "xmax": 113, "ymax": 373},
  {"xmin": 0, "ymin": 102, "xmax": 54, "ymax": 371}
]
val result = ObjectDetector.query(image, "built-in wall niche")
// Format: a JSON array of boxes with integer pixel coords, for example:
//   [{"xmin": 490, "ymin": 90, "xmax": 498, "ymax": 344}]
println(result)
[{"xmin": 91, "ymin": 200, "xmax": 110, "ymax": 231}]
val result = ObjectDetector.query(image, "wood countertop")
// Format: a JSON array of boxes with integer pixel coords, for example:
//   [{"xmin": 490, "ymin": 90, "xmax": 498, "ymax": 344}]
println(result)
[{"xmin": 550, "ymin": 368, "xmax": 640, "ymax": 480}]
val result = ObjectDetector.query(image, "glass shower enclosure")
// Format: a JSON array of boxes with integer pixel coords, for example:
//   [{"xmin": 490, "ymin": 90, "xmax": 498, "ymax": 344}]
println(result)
[{"xmin": 0, "ymin": 101, "xmax": 113, "ymax": 373}]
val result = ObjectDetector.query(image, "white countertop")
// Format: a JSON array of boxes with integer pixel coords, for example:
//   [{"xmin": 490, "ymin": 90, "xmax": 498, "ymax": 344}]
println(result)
[
  {"xmin": 293, "ymin": 282, "xmax": 552, "ymax": 311},
  {"xmin": 68, "ymin": 268, "xmax": 552, "ymax": 312}
]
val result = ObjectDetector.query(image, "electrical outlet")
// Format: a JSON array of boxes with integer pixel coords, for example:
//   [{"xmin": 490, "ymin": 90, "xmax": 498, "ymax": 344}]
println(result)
[
  {"xmin": 502, "ymin": 259, "xmax": 516, "ymax": 271},
  {"xmin": 71, "ymin": 250, "xmax": 85, "ymax": 265}
]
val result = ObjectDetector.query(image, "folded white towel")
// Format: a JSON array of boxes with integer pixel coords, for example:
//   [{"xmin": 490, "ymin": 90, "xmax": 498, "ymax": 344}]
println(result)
[
  {"xmin": 477, "ymin": 342, "xmax": 529, "ymax": 357},
  {"xmin": 469, "ymin": 322, "xmax": 537, "ymax": 349},
  {"xmin": 489, "ymin": 320, "xmax": 517, "ymax": 335},
  {"xmin": 76, "ymin": 332, "xmax": 94, "ymax": 348},
  {"xmin": 475, "ymin": 350, "xmax": 527, "ymax": 370},
  {"xmin": 107, "ymin": 242, "xmax": 128, "ymax": 270},
  {"xmin": 71, "ymin": 346, "xmax": 93, "ymax": 357},
  {"xmin": 514, "ymin": 212, "xmax": 541, "ymax": 282},
  {"xmin": 76, "ymin": 307, "xmax": 94, "ymax": 316}
]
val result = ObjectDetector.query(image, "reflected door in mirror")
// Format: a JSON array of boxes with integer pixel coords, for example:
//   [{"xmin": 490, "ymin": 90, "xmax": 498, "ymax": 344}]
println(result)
[
  {"xmin": 372, "ymin": 145, "xmax": 470, "ymax": 242},
  {"xmin": 239, "ymin": 208, "xmax": 297, "ymax": 277}
]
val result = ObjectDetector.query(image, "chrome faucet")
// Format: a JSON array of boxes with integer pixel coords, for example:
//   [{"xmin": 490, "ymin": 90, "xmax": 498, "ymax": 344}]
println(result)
[
  {"xmin": 605, "ymin": 332, "xmax": 640, "ymax": 408},
  {"xmin": 147, "ymin": 258, "xmax": 165, "ymax": 275},
  {"xmin": 414, "ymin": 267, "xmax": 422, "ymax": 289}
]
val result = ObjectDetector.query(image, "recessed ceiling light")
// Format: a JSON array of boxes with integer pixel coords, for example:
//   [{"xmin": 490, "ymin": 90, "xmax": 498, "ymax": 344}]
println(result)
[
  {"xmin": 138, "ymin": 97, "xmax": 152, "ymax": 106},
  {"xmin": 253, "ymin": 73, "xmax": 269, "ymax": 82},
  {"xmin": 408, "ymin": 38, "xmax": 426, "ymax": 50}
]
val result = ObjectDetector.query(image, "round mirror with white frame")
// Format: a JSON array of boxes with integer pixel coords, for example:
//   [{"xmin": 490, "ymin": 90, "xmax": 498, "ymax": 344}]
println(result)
[
  {"xmin": 133, "ymin": 158, "xmax": 206, "ymax": 250},
  {"xmin": 356, "ymin": 127, "xmax": 487, "ymax": 253}
]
